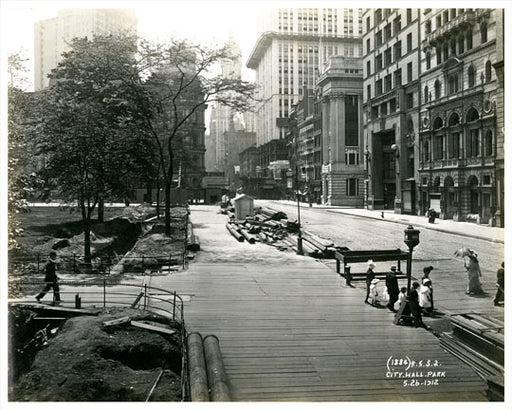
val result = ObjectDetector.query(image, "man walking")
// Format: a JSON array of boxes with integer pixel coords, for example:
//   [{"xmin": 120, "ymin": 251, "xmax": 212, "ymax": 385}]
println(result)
[
  {"xmin": 36, "ymin": 251, "xmax": 61, "ymax": 304},
  {"xmin": 385, "ymin": 265, "xmax": 400, "ymax": 312}
]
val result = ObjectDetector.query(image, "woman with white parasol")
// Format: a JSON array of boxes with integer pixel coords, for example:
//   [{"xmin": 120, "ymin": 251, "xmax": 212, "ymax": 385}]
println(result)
[{"xmin": 454, "ymin": 247, "xmax": 483, "ymax": 295}]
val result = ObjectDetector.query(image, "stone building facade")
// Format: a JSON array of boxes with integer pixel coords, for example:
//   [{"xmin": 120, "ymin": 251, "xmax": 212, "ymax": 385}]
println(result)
[
  {"xmin": 317, "ymin": 56, "xmax": 365, "ymax": 206},
  {"xmin": 418, "ymin": 8, "xmax": 503, "ymax": 225},
  {"xmin": 362, "ymin": 8, "xmax": 422, "ymax": 213}
]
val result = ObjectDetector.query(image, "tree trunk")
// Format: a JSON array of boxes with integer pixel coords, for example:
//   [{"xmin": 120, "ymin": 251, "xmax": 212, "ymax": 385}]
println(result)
[
  {"xmin": 97, "ymin": 198, "xmax": 104, "ymax": 223},
  {"xmin": 164, "ymin": 179, "xmax": 171, "ymax": 236},
  {"xmin": 80, "ymin": 199, "xmax": 92, "ymax": 267},
  {"xmin": 156, "ymin": 177, "xmax": 161, "ymax": 219}
]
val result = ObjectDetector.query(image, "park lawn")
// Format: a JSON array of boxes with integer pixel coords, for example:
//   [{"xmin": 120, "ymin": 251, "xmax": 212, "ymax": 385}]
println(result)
[{"xmin": 11, "ymin": 205, "xmax": 127, "ymax": 257}]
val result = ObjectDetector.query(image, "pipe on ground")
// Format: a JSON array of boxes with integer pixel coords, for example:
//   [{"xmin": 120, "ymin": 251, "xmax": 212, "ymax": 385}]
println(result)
[
  {"xmin": 226, "ymin": 224, "xmax": 244, "ymax": 242},
  {"xmin": 187, "ymin": 332, "xmax": 209, "ymax": 401},
  {"xmin": 239, "ymin": 229, "xmax": 256, "ymax": 244},
  {"xmin": 203, "ymin": 335, "xmax": 231, "ymax": 401}
]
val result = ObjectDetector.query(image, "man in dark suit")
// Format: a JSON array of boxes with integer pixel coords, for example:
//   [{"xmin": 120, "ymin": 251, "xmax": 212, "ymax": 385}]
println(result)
[
  {"xmin": 494, "ymin": 261, "xmax": 504, "ymax": 306},
  {"xmin": 385, "ymin": 265, "xmax": 400, "ymax": 312},
  {"xmin": 36, "ymin": 251, "xmax": 61, "ymax": 304}
]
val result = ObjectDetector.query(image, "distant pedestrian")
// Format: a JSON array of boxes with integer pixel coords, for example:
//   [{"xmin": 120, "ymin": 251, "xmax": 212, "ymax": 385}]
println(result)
[
  {"xmin": 385, "ymin": 265, "xmax": 400, "ymax": 312},
  {"xmin": 369, "ymin": 278, "xmax": 380, "ymax": 306},
  {"xmin": 364, "ymin": 260, "xmax": 376, "ymax": 305},
  {"xmin": 419, "ymin": 279, "xmax": 433, "ymax": 316},
  {"xmin": 394, "ymin": 287, "xmax": 407, "ymax": 311},
  {"xmin": 409, "ymin": 281, "xmax": 425, "ymax": 328},
  {"xmin": 36, "ymin": 251, "xmax": 61, "ymax": 304},
  {"xmin": 464, "ymin": 250, "xmax": 483, "ymax": 295},
  {"xmin": 428, "ymin": 208, "xmax": 436, "ymax": 223},
  {"xmin": 494, "ymin": 261, "xmax": 504, "ymax": 306}
]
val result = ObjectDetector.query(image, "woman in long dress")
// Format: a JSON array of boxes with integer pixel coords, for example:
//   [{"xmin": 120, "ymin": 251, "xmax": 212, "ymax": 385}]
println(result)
[{"xmin": 465, "ymin": 251, "xmax": 483, "ymax": 294}]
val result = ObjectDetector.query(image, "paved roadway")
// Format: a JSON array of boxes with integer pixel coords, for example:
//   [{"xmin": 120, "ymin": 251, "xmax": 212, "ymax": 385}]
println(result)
[{"xmin": 257, "ymin": 200, "xmax": 505, "ymax": 322}]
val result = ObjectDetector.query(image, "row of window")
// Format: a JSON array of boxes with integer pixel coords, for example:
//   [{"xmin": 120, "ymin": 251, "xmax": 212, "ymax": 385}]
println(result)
[
  {"xmin": 421, "ymin": 128, "xmax": 493, "ymax": 161},
  {"xmin": 425, "ymin": 21, "xmax": 488, "ymax": 69},
  {"xmin": 425, "ymin": 9, "xmax": 476, "ymax": 35},
  {"xmin": 424, "ymin": 61, "xmax": 493, "ymax": 102},
  {"xmin": 371, "ymin": 9, "xmax": 412, "ymax": 28}
]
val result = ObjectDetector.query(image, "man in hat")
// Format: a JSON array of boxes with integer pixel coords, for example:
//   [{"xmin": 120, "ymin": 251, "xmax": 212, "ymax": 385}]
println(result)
[
  {"xmin": 385, "ymin": 265, "xmax": 400, "ymax": 312},
  {"xmin": 365, "ymin": 260, "xmax": 376, "ymax": 305},
  {"xmin": 36, "ymin": 251, "xmax": 61, "ymax": 304},
  {"xmin": 494, "ymin": 261, "xmax": 504, "ymax": 306}
]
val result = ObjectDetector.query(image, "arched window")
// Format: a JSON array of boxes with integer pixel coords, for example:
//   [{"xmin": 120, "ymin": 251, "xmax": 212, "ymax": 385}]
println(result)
[
  {"xmin": 433, "ymin": 117, "xmax": 443, "ymax": 130},
  {"xmin": 466, "ymin": 107, "xmax": 479, "ymax": 123},
  {"xmin": 434, "ymin": 79, "xmax": 441, "ymax": 99},
  {"xmin": 485, "ymin": 60, "xmax": 492, "ymax": 82},
  {"xmin": 424, "ymin": 85, "xmax": 429, "ymax": 103},
  {"xmin": 484, "ymin": 130, "xmax": 493, "ymax": 156},
  {"xmin": 480, "ymin": 21, "xmax": 488, "ymax": 43},
  {"xmin": 468, "ymin": 65, "xmax": 475, "ymax": 87},
  {"xmin": 448, "ymin": 113, "xmax": 460, "ymax": 126}
]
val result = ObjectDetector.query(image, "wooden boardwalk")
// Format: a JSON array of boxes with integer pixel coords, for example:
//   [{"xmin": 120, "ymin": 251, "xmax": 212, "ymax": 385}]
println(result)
[{"xmin": 149, "ymin": 206, "xmax": 489, "ymax": 402}]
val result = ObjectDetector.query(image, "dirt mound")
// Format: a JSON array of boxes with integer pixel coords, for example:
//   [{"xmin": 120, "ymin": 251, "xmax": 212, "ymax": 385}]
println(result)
[{"xmin": 9, "ymin": 307, "xmax": 182, "ymax": 402}]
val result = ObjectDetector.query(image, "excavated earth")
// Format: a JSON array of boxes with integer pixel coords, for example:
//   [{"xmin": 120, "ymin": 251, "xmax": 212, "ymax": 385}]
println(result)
[
  {"xmin": 9, "ymin": 307, "xmax": 183, "ymax": 401},
  {"xmin": 9, "ymin": 205, "xmax": 190, "ymax": 401}
]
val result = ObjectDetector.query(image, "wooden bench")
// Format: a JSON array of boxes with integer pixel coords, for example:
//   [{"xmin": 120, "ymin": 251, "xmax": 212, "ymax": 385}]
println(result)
[{"xmin": 335, "ymin": 249, "xmax": 410, "ymax": 286}]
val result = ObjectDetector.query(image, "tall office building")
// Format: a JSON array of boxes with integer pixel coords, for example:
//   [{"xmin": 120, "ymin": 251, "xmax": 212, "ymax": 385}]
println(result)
[
  {"xmin": 247, "ymin": 8, "xmax": 364, "ymax": 147},
  {"xmin": 362, "ymin": 8, "xmax": 421, "ymax": 212},
  {"xmin": 207, "ymin": 35, "xmax": 255, "ymax": 178},
  {"xmin": 34, "ymin": 8, "xmax": 137, "ymax": 90}
]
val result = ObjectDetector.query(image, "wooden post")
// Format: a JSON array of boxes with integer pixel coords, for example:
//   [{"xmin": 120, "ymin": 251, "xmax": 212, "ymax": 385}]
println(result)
[
  {"xmin": 344, "ymin": 266, "xmax": 352, "ymax": 286},
  {"xmin": 144, "ymin": 284, "xmax": 147, "ymax": 310},
  {"xmin": 75, "ymin": 294, "xmax": 81, "ymax": 309},
  {"xmin": 103, "ymin": 279, "xmax": 106, "ymax": 307},
  {"xmin": 173, "ymin": 291, "xmax": 176, "ymax": 320}
]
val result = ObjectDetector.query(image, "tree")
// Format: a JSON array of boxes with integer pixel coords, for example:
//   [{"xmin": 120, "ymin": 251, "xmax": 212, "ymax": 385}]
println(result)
[
  {"xmin": 141, "ymin": 39, "xmax": 256, "ymax": 235},
  {"xmin": 7, "ymin": 52, "xmax": 41, "ymax": 250},
  {"xmin": 35, "ymin": 34, "xmax": 156, "ymax": 264}
]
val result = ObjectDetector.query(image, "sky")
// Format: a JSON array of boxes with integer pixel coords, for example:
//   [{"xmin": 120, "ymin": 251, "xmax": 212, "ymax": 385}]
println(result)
[{"xmin": 1, "ymin": 0, "xmax": 268, "ymax": 88}]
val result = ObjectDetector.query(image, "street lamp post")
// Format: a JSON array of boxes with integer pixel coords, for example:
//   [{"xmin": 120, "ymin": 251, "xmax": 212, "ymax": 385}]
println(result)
[
  {"xmin": 393, "ymin": 225, "xmax": 420, "ymax": 326},
  {"xmin": 295, "ymin": 166, "xmax": 304, "ymax": 255},
  {"xmin": 403, "ymin": 225, "xmax": 420, "ymax": 295},
  {"xmin": 363, "ymin": 146, "xmax": 371, "ymax": 209},
  {"xmin": 391, "ymin": 143, "xmax": 401, "ymax": 213}
]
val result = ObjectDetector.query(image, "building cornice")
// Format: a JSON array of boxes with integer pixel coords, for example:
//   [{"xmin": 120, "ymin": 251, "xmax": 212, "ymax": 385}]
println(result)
[{"xmin": 246, "ymin": 31, "xmax": 362, "ymax": 69}]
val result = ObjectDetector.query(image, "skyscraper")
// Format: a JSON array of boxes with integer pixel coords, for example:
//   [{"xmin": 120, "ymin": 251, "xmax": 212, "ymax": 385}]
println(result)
[
  {"xmin": 247, "ymin": 8, "xmax": 364, "ymax": 146},
  {"xmin": 207, "ymin": 34, "xmax": 255, "ymax": 179},
  {"xmin": 34, "ymin": 8, "xmax": 137, "ymax": 90}
]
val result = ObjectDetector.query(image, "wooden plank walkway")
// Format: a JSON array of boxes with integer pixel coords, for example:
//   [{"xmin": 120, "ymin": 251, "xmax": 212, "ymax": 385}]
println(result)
[{"xmin": 149, "ymin": 206, "xmax": 489, "ymax": 402}]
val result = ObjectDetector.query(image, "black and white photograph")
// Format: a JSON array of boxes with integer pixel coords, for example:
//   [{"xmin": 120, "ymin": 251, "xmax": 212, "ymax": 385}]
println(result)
[{"xmin": 1, "ymin": 1, "xmax": 510, "ymax": 408}]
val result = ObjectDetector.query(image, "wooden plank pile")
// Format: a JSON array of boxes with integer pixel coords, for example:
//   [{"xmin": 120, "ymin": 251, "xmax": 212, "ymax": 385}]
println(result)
[
  {"xmin": 439, "ymin": 313, "xmax": 504, "ymax": 399},
  {"xmin": 225, "ymin": 207, "xmax": 339, "ymax": 259}
]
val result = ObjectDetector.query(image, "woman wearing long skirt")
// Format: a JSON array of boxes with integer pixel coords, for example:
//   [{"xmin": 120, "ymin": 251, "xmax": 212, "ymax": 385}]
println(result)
[{"xmin": 465, "ymin": 251, "xmax": 483, "ymax": 295}]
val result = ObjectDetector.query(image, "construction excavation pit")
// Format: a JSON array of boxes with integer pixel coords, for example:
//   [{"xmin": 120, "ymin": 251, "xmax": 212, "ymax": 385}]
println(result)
[{"xmin": 9, "ymin": 307, "xmax": 184, "ymax": 402}]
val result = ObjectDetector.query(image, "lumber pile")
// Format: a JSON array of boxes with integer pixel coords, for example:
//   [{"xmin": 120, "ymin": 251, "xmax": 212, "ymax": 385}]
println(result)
[
  {"xmin": 439, "ymin": 313, "xmax": 504, "ymax": 399},
  {"xmin": 225, "ymin": 207, "xmax": 339, "ymax": 259}
]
